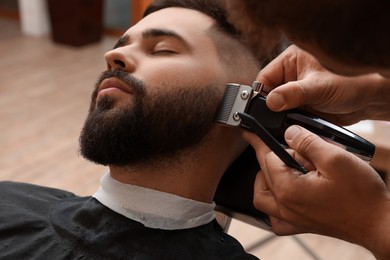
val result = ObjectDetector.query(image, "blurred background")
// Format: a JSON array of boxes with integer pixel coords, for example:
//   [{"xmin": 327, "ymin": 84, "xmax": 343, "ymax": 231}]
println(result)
[
  {"xmin": 0, "ymin": 0, "xmax": 149, "ymax": 43},
  {"xmin": 0, "ymin": 0, "xmax": 387, "ymax": 259}
]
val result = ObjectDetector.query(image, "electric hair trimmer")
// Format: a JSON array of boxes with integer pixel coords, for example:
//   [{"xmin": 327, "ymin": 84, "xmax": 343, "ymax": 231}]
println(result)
[{"xmin": 215, "ymin": 81, "xmax": 375, "ymax": 172}]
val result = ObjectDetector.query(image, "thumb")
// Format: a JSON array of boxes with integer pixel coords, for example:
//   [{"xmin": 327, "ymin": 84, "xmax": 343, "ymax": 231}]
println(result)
[
  {"xmin": 266, "ymin": 81, "xmax": 308, "ymax": 111},
  {"xmin": 284, "ymin": 125, "xmax": 340, "ymax": 169}
]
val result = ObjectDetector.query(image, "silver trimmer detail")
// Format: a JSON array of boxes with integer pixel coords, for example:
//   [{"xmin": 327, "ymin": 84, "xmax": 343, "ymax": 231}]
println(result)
[{"xmin": 215, "ymin": 83, "xmax": 254, "ymax": 126}]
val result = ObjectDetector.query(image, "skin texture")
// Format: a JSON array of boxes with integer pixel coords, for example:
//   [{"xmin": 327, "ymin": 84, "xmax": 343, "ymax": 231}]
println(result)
[
  {"xmin": 223, "ymin": 1, "xmax": 390, "ymax": 258},
  {"xmin": 244, "ymin": 124, "xmax": 390, "ymax": 259},
  {"xmin": 80, "ymin": 7, "xmax": 260, "ymax": 203},
  {"xmin": 250, "ymin": 46, "xmax": 390, "ymax": 259},
  {"xmin": 258, "ymin": 45, "xmax": 390, "ymax": 125}
]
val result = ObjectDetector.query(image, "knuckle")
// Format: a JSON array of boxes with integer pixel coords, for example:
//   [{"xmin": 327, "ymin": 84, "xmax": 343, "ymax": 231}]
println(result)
[
  {"xmin": 275, "ymin": 187, "xmax": 290, "ymax": 204},
  {"xmin": 272, "ymin": 180, "xmax": 293, "ymax": 204},
  {"xmin": 326, "ymin": 148, "xmax": 350, "ymax": 165},
  {"xmin": 295, "ymin": 132, "xmax": 317, "ymax": 154}
]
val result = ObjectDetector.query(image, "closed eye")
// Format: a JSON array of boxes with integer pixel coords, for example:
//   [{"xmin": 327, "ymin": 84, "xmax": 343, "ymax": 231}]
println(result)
[{"xmin": 152, "ymin": 49, "xmax": 178, "ymax": 55}]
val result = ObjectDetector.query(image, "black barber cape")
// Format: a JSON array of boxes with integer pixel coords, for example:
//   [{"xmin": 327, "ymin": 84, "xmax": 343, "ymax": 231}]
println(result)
[{"xmin": 0, "ymin": 181, "xmax": 258, "ymax": 259}]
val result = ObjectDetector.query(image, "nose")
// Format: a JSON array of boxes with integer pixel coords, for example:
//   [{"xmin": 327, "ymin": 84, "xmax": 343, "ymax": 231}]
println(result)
[{"xmin": 104, "ymin": 48, "xmax": 136, "ymax": 72}]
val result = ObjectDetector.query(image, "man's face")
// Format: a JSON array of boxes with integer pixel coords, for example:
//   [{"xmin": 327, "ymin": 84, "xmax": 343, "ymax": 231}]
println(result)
[{"xmin": 79, "ymin": 8, "xmax": 228, "ymax": 166}]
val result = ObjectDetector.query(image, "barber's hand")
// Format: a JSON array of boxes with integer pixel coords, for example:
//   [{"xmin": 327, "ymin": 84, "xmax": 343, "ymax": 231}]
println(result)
[
  {"xmin": 258, "ymin": 45, "xmax": 390, "ymax": 125},
  {"xmin": 244, "ymin": 126, "xmax": 390, "ymax": 248}
]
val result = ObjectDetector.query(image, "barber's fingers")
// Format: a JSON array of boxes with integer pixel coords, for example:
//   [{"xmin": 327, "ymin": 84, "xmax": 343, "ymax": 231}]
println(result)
[
  {"xmin": 256, "ymin": 45, "xmax": 307, "ymax": 112},
  {"xmin": 257, "ymin": 149, "xmax": 319, "ymax": 225},
  {"xmin": 243, "ymin": 130, "xmax": 315, "ymax": 177},
  {"xmin": 245, "ymin": 129, "xmax": 317, "ymax": 234},
  {"xmin": 253, "ymin": 152, "xmax": 312, "ymax": 235},
  {"xmin": 266, "ymin": 81, "xmax": 312, "ymax": 112},
  {"xmin": 242, "ymin": 131, "xmax": 269, "ymax": 153},
  {"xmin": 284, "ymin": 125, "xmax": 342, "ymax": 175},
  {"xmin": 253, "ymin": 168, "xmax": 293, "ymax": 220},
  {"xmin": 253, "ymin": 169, "xmax": 277, "ymax": 210},
  {"xmin": 246, "ymin": 128, "xmax": 312, "ymax": 208},
  {"xmin": 269, "ymin": 216, "xmax": 306, "ymax": 236},
  {"xmin": 283, "ymin": 125, "xmax": 382, "ymax": 186},
  {"xmin": 253, "ymin": 170, "xmax": 300, "ymax": 235},
  {"xmin": 257, "ymin": 45, "xmax": 333, "ymax": 112},
  {"xmin": 256, "ymin": 46, "xmax": 302, "ymax": 87}
]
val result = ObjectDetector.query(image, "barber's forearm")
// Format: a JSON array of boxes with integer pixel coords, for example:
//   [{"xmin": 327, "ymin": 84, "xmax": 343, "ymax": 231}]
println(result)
[
  {"xmin": 359, "ymin": 200, "xmax": 390, "ymax": 260},
  {"xmin": 369, "ymin": 224, "xmax": 390, "ymax": 260}
]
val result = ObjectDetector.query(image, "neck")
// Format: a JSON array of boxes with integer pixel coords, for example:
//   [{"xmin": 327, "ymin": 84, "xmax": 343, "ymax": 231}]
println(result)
[{"xmin": 110, "ymin": 127, "xmax": 246, "ymax": 203}]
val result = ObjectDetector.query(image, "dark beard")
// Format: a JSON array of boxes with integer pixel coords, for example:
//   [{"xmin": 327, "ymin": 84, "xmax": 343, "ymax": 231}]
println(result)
[{"xmin": 79, "ymin": 70, "xmax": 222, "ymax": 167}]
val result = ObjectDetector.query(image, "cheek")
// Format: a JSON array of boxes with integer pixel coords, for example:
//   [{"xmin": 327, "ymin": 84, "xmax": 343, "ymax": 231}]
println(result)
[{"xmin": 135, "ymin": 58, "xmax": 223, "ymax": 89}]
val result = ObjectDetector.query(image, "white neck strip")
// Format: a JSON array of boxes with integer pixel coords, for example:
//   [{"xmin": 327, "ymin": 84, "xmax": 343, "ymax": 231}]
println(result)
[{"xmin": 93, "ymin": 173, "xmax": 215, "ymax": 230}]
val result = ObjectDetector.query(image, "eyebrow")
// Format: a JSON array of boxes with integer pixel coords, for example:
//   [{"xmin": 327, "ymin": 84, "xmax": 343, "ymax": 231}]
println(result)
[{"xmin": 112, "ymin": 28, "xmax": 191, "ymax": 49}]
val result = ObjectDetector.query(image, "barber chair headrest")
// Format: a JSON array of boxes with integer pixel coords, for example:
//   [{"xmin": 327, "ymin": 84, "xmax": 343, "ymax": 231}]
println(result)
[{"xmin": 214, "ymin": 147, "xmax": 272, "ymax": 230}]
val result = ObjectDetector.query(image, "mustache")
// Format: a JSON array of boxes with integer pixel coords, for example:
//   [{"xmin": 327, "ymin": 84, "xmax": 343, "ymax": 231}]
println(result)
[{"xmin": 95, "ymin": 69, "xmax": 146, "ymax": 95}]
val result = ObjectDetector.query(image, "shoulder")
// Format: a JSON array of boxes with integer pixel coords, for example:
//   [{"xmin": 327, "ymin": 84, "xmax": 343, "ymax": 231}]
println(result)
[
  {"xmin": 0, "ymin": 182, "xmax": 82, "ymax": 257},
  {"xmin": 0, "ymin": 181, "xmax": 75, "ymax": 199},
  {"xmin": 139, "ymin": 220, "xmax": 259, "ymax": 259},
  {"xmin": 0, "ymin": 181, "xmax": 77, "ymax": 217}
]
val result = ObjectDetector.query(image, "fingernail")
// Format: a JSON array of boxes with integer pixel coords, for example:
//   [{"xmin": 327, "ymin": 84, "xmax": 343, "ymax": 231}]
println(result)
[
  {"xmin": 285, "ymin": 126, "xmax": 301, "ymax": 141},
  {"xmin": 268, "ymin": 92, "xmax": 285, "ymax": 110}
]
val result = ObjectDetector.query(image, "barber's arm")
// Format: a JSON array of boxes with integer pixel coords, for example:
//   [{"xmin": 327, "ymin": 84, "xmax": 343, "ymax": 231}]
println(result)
[
  {"xmin": 258, "ymin": 45, "xmax": 390, "ymax": 125},
  {"xmin": 244, "ymin": 127, "xmax": 390, "ymax": 260},
  {"xmin": 246, "ymin": 44, "xmax": 390, "ymax": 260}
]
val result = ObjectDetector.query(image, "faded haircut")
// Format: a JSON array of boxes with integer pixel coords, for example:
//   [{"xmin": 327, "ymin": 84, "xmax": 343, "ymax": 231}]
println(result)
[{"xmin": 143, "ymin": 0, "xmax": 282, "ymax": 68}]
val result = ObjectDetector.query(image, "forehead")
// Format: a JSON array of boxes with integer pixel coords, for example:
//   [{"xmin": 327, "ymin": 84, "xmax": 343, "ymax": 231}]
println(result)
[{"xmin": 125, "ymin": 7, "xmax": 216, "ymax": 46}]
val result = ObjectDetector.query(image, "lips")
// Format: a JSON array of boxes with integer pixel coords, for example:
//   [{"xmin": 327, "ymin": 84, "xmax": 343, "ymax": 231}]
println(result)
[{"xmin": 98, "ymin": 77, "xmax": 132, "ymax": 95}]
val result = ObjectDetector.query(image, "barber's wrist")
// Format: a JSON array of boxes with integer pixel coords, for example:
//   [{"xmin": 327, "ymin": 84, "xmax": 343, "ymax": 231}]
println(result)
[{"xmin": 362, "ymin": 197, "xmax": 390, "ymax": 260}]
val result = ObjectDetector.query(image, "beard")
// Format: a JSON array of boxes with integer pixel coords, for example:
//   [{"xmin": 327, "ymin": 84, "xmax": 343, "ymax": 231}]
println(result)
[{"xmin": 79, "ymin": 69, "xmax": 222, "ymax": 167}]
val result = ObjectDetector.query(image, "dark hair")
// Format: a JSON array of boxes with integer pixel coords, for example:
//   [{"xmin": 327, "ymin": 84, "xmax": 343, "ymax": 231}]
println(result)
[
  {"xmin": 144, "ymin": 0, "xmax": 284, "ymax": 66},
  {"xmin": 144, "ymin": 0, "xmax": 238, "ymax": 38},
  {"xmin": 226, "ymin": 0, "xmax": 390, "ymax": 68}
]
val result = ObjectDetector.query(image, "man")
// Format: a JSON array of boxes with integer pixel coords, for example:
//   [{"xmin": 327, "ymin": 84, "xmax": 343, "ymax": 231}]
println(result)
[
  {"xmin": 0, "ymin": 0, "xmax": 264, "ymax": 258},
  {"xmin": 225, "ymin": 0, "xmax": 390, "ymax": 259}
]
